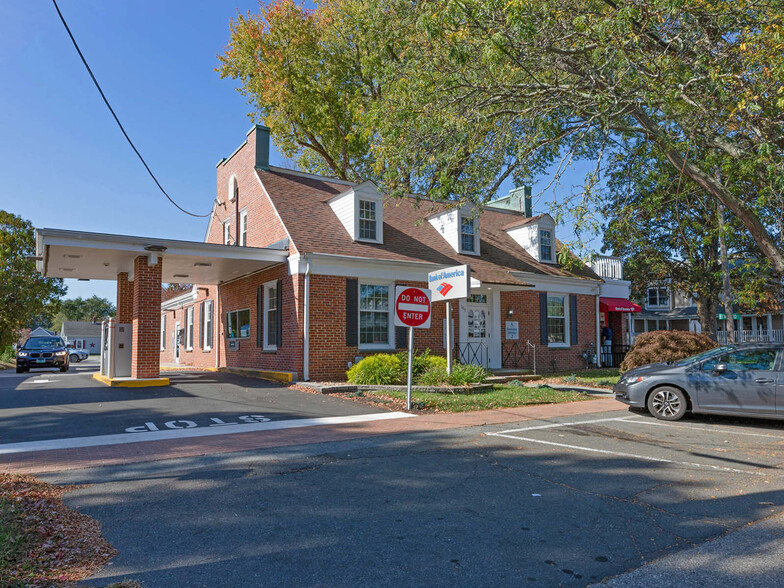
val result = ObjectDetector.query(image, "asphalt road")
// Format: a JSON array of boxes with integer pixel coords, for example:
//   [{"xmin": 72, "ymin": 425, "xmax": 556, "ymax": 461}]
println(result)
[
  {"xmin": 40, "ymin": 409, "xmax": 784, "ymax": 587},
  {"xmin": 0, "ymin": 358, "xmax": 384, "ymax": 445}
]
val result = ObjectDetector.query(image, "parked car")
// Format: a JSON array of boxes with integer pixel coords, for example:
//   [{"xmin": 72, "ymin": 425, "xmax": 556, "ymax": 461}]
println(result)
[
  {"xmin": 67, "ymin": 347, "xmax": 89, "ymax": 362},
  {"xmin": 615, "ymin": 343, "xmax": 783, "ymax": 421},
  {"xmin": 16, "ymin": 337, "xmax": 70, "ymax": 373}
]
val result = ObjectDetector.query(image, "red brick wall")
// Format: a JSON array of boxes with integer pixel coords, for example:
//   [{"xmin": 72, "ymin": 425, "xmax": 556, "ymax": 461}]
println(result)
[
  {"xmin": 500, "ymin": 291, "xmax": 598, "ymax": 373},
  {"xmin": 132, "ymin": 255, "xmax": 162, "ymax": 379},
  {"xmin": 116, "ymin": 272, "xmax": 133, "ymax": 323},
  {"xmin": 208, "ymin": 128, "xmax": 291, "ymax": 250}
]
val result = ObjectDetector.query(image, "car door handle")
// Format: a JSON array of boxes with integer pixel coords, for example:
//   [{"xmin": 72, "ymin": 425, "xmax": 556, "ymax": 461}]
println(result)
[{"xmin": 755, "ymin": 378, "xmax": 775, "ymax": 384}]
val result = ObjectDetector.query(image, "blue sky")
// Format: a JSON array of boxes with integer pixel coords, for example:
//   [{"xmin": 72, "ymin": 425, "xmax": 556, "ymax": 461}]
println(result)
[{"xmin": 1, "ymin": 1, "xmax": 597, "ymax": 303}]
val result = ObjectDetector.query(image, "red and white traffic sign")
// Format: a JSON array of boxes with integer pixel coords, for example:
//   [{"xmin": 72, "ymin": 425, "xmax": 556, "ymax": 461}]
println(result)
[{"xmin": 394, "ymin": 286, "xmax": 432, "ymax": 329}]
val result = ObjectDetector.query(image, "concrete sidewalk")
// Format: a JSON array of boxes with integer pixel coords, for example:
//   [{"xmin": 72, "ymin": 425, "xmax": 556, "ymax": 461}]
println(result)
[
  {"xmin": 2, "ymin": 397, "xmax": 623, "ymax": 474},
  {"xmin": 598, "ymin": 510, "xmax": 784, "ymax": 587}
]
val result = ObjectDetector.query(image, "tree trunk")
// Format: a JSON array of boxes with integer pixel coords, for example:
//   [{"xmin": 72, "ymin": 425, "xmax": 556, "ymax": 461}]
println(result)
[
  {"xmin": 718, "ymin": 202, "xmax": 736, "ymax": 344},
  {"xmin": 696, "ymin": 296, "xmax": 717, "ymax": 341}
]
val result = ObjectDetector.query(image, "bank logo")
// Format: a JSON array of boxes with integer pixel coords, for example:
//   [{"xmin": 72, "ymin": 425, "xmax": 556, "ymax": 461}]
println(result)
[{"xmin": 437, "ymin": 282, "xmax": 453, "ymax": 296}]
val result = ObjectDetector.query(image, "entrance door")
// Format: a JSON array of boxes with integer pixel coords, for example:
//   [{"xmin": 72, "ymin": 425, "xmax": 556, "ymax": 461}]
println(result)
[
  {"xmin": 173, "ymin": 321, "xmax": 180, "ymax": 364},
  {"xmin": 460, "ymin": 295, "xmax": 491, "ymax": 367}
]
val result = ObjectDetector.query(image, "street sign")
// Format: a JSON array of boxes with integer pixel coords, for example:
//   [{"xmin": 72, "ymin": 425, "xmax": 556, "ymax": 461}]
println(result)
[
  {"xmin": 394, "ymin": 286, "xmax": 432, "ymax": 329},
  {"xmin": 428, "ymin": 265, "xmax": 470, "ymax": 302}
]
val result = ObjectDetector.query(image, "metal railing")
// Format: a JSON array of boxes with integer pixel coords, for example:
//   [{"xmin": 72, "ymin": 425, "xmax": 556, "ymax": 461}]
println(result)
[
  {"xmin": 716, "ymin": 329, "xmax": 784, "ymax": 344},
  {"xmin": 600, "ymin": 344, "xmax": 630, "ymax": 368},
  {"xmin": 590, "ymin": 256, "xmax": 623, "ymax": 280},
  {"xmin": 457, "ymin": 342, "xmax": 489, "ymax": 368},
  {"xmin": 502, "ymin": 340, "xmax": 536, "ymax": 373}
]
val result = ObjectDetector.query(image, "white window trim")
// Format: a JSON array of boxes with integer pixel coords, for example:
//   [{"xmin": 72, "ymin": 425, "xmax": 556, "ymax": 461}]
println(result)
[
  {"xmin": 228, "ymin": 175, "xmax": 238, "ymax": 202},
  {"xmin": 546, "ymin": 293, "xmax": 570, "ymax": 348},
  {"xmin": 263, "ymin": 280, "xmax": 278, "ymax": 351},
  {"xmin": 355, "ymin": 198, "xmax": 383, "ymax": 243},
  {"xmin": 226, "ymin": 308, "xmax": 251, "ymax": 340},
  {"xmin": 459, "ymin": 214, "xmax": 480, "ymax": 255},
  {"xmin": 203, "ymin": 300, "xmax": 213, "ymax": 351},
  {"xmin": 223, "ymin": 219, "xmax": 232, "ymax": 245},
  {"xmin": 539, "ymin": 228, "xmax": 554, "ymax": 263},
  {"xmin": 239, "ymin": 208, "xmax": 248, "ymax": 246},
  {"xmin": 186, "ymin": 307, "xmax": 194, "ymax": 351},
  {"xmin": 160, "ymin": 314, "xmax": 166, "ymax": 351},
  {"xmin": 358, "ymin": 279, "xmax": 394, "ymax": 350},
  {"xmin": 646, "ymin": 287, "xmax": 670, "ymax": 309}
]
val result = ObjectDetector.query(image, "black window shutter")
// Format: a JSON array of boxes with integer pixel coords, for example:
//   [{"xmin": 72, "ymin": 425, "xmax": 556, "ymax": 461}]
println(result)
[
  {"xmin": 346, "ymin": 278, "xmax": 358, "ymax": 346},
  {"xmin": 256, "ymin": 285, "xmax": 263, "ymax": 347},
  {"xmin": 540, "ymin": 292, "xmax": 548, "ymax": 345},
  {"xmin": 276, "ymin": 279, "xmax": 283, "ymax": 347},
  {"xmin": 395, "ymin": 326, "xmax": 407, "ymax": 349},
  {"xmin": 570, "ymin": 294, "xmax": 578, "ymax": 345}
]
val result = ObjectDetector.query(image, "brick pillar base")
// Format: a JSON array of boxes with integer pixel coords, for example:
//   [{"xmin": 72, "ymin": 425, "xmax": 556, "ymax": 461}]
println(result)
[
  {"xmin": 131, "ymin": 255, "xmax": 163, "ymax": 379},
  {"xmin": 116, "ymin": 272, "xmax": 134, "ymax": 323}
]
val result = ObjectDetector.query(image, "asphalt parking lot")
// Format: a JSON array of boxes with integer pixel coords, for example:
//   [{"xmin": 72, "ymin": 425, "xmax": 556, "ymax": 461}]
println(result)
[{"xmin": 0, "ymin": 358, "xmax": 387, "ymax": 448}]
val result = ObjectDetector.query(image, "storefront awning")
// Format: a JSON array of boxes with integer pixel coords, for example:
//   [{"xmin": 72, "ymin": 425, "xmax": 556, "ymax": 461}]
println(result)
[{"xmin": 600, "ymin": 297, "xmax": 641, "ymax": 313}]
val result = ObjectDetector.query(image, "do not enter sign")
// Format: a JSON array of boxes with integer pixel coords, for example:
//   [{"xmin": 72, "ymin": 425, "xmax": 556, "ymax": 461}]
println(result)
[{"xmin": 394, "ymin": 286, "xmax": 432, "ymax": 329}]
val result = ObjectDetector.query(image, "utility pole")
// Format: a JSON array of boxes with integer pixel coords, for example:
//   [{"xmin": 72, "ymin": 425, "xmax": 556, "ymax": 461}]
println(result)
[{"xmin": 717, "ymin": 202, "xmax": 736, "ymax": 343}]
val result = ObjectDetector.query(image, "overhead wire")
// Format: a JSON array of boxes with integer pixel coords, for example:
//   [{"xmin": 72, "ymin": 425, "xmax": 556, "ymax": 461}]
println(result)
[{"xmin": 51, "ymin": 0, "xmax": 211, "ymax": 218}]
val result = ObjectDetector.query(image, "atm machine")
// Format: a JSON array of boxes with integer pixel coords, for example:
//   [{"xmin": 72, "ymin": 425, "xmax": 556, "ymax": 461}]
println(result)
[{"xmin": 100, "ymin": 318, "xmax": 133, "ymax": 378}]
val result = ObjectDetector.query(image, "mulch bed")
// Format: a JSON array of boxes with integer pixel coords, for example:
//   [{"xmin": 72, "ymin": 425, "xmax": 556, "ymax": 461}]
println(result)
[{"xmin": 0, "ymin": 473, "xmax": 116, "ymax": 587}]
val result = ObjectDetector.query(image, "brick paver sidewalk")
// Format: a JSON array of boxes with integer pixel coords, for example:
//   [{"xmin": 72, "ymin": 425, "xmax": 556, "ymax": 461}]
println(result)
[{"xmin": 2, "ymin": 398, "xmax": 623, "ymax": 474}]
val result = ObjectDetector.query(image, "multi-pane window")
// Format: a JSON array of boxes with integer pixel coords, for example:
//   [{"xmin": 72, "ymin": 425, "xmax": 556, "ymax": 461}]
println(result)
[
  {"xmin": 239, "ymin": 210, "xmax": 248, "ymax": 246},
  {"xmin": 359, "ymin": 284, "xmax": 390, "ymax": 346},
  {"xmin": 186, "ymin": 307, "xmax": 194, "ymax": 350},
  {"xmin": 358, "ymin": 200, "xmax": 377, "ymax": 240},
  {"xmin": 461, "ymin": 216, "xmax": 476, "ymax": 252},
  {"xmin": 160, "ymin": 314, "xmax": 166, "ymax": 350},
  {"xmin": 547, "ymin": 295, "xmax": 567, "ymax": 344},
  {"xmin": 540, "ymin": 229, "xmax": 552, "ymax": 261},
  {"xmin": 264, "ymin": 282, "xmax": 278, "ymax": 350},
  {"xmin": 223, "ymin": 220, "xmax": 231, "ymax": 245},
  {"xmin": 226, "ymin": 309, "xmax": 251, "ymax": 339},
  {"xmin": 203, "ymin": 300, "xmax": 213, "ymax": 350},
  {"xmin": 647, "ymin": 287, "xmax": 669, "ymax": 308}
]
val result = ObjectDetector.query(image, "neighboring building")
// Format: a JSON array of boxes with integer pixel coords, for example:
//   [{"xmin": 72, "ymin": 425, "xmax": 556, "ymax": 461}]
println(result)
[
  {"xmin": 60, "ymin": 321, "xmax": 102, "ymax": 354},
  {"xmin": 156, "ymin": 125, "xmax": 639, "ymax": 379}
]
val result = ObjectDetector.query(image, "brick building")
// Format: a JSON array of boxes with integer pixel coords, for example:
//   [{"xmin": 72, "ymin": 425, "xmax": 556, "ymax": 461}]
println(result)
[{"xmin": 35, "ymin": 126, "xmax": 636, "ymax": 382}]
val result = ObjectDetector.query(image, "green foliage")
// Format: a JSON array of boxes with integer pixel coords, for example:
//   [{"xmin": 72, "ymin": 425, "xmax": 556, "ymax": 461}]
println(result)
[
  {"xmin": 346, "ymin": 354, "xmax": 404, "ymax": 385},
  {"xmin": 0, "ymin": 346, "xmax": 15, "ymax": 364},
  {"xmin": 395, "ymin": 349, "xmax": 446, "ymax": 379},
  {"xmin": 0, "ymin": 211, "xmax": 66, "ymax": 349},
  {"xmin": 620, "ymin": 331, "xmax": 719, "ymax": 373},
  {"xmin": 51, "ymin": 296, "xmax": 116, "ymax": 332},
  {"xmin": 418, "ymin": 361, "xmax": 488, "ymax": 386}
]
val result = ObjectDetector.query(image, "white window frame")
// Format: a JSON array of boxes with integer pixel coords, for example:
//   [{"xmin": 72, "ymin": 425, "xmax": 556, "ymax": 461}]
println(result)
[
  {"xmin": 239, "ymin": 209, "xmax": 248, "ymax": 246},
  {"xmin": 358, "ymin": 280, "xmax": 394, "ymax": 350},
  {"xmin": 226, "ymin": 308, "xmax": 251, "ymax": 340},
  {"xmin": 228, "ymin": 175, "xmax": 238, "ymax": 202},
  {"xmin": 646, "ymin": 287, "xmax": 670, "ymax": 309},
  {"xmin": 160, "ymin": 314, "xmax": 166, "ymax": 350},
  {"xmin": 459, "ymin": 214, "xmax": 479, "ymax": 255},
  {"xmin": 203, "ymin": 300, "xmax": 213, "ymax": 351},
  {"xmin": 223, "ymin": 219, "xmax": 232, "ymax": 245},
  {"xmin": 263, "ymin": 280, "xmax": 278, "ymax": 351},
  {"xmin": 540, "ymin": 229, "xmax": 553, "ymax": 262},
  {"xmin": 546, "ymin": 293, "xmax": 570, "ymax": 348},
  {"xmin": 186, "ymin": 307, "xmax": 194, "ymax": 351},
  {"xmin": 357, "ymin": 199, "xmax": 378, "ymax": 241}
]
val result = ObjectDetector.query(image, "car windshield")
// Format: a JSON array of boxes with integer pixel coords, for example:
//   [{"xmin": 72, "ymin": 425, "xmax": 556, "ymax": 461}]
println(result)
[
  {"xmin": 675, "ymin": 346, "xmax": 733, "ymax": 366},
  {"xmin": 23, "ymin": 337, "xmax": 64, "ymax": 349}
]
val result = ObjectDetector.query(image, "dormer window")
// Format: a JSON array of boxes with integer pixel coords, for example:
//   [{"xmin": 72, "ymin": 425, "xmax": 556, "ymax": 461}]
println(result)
[
  {"xmin": 540, "ymin": 229, "xmax": 552, "ymax": 261},
  {"xmin": 461, "ymin": 216, "xmax": 476, "ymax": 253},
  {"xmin": 359, "ymin": 200, "xmax": 377, "ymax": 240}
]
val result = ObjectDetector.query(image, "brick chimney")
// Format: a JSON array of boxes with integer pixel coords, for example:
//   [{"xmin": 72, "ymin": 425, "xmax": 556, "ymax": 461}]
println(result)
[{"xmin": 247, "ymin": 124, "xmax": 270, "ymax": 171}]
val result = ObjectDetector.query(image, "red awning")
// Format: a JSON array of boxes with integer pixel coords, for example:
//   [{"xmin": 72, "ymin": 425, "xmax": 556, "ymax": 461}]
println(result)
[{"xmin": 600, "ymin": 297, "xmax": 641, "ymax": 313}]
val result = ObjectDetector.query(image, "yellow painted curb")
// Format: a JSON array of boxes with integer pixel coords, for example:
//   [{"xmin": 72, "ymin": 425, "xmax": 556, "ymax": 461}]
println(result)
[
  {"xmin": 218, "ymin": 367, "xmax": 294, "ymax": 383},
  {"xmin": 92, "ymin": 373, "xmax": 170, "ymax": 387},
  {"xmin": 160, "ymin": 366, "xmax": 219, "ymax": 372}
]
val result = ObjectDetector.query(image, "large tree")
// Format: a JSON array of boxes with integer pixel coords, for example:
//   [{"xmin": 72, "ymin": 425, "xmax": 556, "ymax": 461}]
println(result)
[
  {"xmin": 220, "ymin": 0, "xmax": 784, "ymax": 273},
  {"xmin": 51, "ymin": 296, "xmax": 116, "ymax": 332},
  {"xmin": 0, "ymin": 211, "xmax": 66, "ymax": 349}
]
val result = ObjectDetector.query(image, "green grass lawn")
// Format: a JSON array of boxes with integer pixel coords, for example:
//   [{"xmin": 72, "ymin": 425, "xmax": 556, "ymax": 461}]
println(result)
[
  {"xmin": 359, "ymin": 384, "xmax": 591, "ymax": 412},
  {"xmin": 545, "ymin": 368, "xmax": 620, "ymax": 388}
]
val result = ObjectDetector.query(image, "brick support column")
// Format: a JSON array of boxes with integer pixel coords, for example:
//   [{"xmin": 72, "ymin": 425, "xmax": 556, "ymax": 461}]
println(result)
[
  {"xmin": 131, "ymin": 255, "xmax": 163, "ymax": 379},
  {"xmin": 116, "ymin": 272, "xmax": 134, "ymax": 324}
]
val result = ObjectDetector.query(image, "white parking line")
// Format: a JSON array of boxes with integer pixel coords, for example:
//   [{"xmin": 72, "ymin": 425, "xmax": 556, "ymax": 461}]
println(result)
[
  {"xmin": 488, "ymin": 432, "xmax": 771, "ymax": 476},
  {"xmin": 495, "ymin": 416, "xmax": 636, "ymax": 435},
  {"xmin": 622, "ymin": 418, "xmax": 784, "ymax": 440},
  {"xmin": 0, "ymin": 412, "xmax": 416, "ymax": 455}
]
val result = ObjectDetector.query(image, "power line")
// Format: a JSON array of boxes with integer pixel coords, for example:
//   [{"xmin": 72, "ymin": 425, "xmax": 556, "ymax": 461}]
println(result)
[{"xmin": 51, "ymin": 0, "xmax": 211, "ymax": 218}]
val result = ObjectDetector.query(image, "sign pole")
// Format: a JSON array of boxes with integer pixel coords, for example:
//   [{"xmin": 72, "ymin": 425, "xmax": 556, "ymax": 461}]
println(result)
[
  {"xmin": 406, "ymin": 326, "xmax": 414, "ymax": 410},
  {"xmin": 446, "ymin": 301, "xmax": 453, "ymax": 375}
]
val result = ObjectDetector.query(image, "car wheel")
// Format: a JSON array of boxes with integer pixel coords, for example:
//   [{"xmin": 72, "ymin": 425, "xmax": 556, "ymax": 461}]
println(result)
[
  {"xmin": 647, "ymin": 386, "xmax": 688, "ymax": 421},
  {"xmin": 70, "ymin": 354, "xmax": 78, "ymax": 362}
]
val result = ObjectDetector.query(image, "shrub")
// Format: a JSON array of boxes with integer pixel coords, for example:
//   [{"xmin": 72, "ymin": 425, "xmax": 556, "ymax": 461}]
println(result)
[
  {"xmin": 346, "ymin": 354, "xmax": 404, "ymax": 385},
  {"xmin": 395, "ymin": 349, "xmax": 447, "ymax": 379},
  {"xmin": 417, "ymin": 362, "xmax": 488, "ymax": 386},
  {"xmin": 0, "ymin": 346, "xmax": 15, "ymax": 364},
  {"xmin": 620, "ymin": 330, "xmax": 719, "ymax": 373}
]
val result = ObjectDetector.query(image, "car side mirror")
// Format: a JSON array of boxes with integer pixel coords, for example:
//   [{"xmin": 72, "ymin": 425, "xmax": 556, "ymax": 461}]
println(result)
[{"xmin": 713, "ymin": 363, "xmax": 729, "ymax": 374}]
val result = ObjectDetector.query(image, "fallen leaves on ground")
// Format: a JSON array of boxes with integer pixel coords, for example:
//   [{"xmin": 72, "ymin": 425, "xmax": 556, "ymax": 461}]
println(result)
[{"xmin": 0, "ymin": 472, "xmax": 117, "ymax": 587}]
